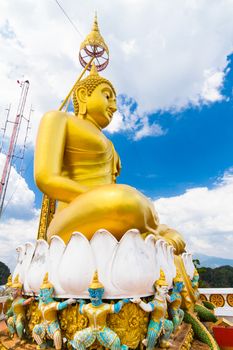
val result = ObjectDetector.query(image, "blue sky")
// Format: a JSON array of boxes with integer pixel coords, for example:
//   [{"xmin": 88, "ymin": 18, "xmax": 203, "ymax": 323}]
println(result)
[
  {"xmin": 0, "ymin": 0, "xmax": 233, "ymax": 271},
  {"xmin": 22, "ymin": 55, "xmax": 233, "ymax": 206}
]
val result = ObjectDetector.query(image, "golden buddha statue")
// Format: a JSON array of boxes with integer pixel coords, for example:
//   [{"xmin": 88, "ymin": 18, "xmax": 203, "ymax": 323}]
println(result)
[
  {"xmin": 34, "ymin": 17, "xmax": 185, "ymax": 257},
  {"xmin": 35, "ymin": 64, "xmax": 159, "ymax": 244}
]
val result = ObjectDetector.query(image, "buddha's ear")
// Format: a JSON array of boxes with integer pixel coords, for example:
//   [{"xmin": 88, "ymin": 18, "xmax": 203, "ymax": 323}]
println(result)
[
  {"xmin": 75, "ymin": 87, "xmax": 87, "ymax": 115},
  {"xmin": 75, "ymin": 87, "xmax": 88, "ymax": 104}
]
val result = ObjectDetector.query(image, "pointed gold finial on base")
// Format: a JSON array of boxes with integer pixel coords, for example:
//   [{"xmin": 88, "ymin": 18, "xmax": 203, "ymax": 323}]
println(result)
[
  {"xmin": 174, "ymin": 270, "xmax": 183, "ymax": 283},
  {"xmin": 80, "ymin": 14, "xmax": 109, "ymax": 54},
  {"xmin": 6, "ymin": 274, "xmax": 12, "ymax": 287},
  {"xmin": 89, "ymin": 270, "xmax": 104, "ymax": 289},
  {"xmin": 155, "ymin": 269, "xmax": 169, "ymax": 286},
  {"xmin": 12, "ymin": 274, "xmax": 23, "ymax": 289},
  {"xmin": 40, "ymin": 272, "xmax": 53, "ymax": 290}
]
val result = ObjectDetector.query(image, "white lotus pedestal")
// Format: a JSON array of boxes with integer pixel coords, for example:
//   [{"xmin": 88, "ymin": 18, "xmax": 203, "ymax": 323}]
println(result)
[{"xmin": 13, "ymin": 228, "xmax": 186, "ymax": 299}]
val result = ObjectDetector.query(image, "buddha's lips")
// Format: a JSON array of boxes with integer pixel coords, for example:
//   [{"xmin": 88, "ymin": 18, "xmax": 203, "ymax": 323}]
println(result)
[{"xmin": 107, "ymin": 109, "xmax": 113, "ymax": 118}]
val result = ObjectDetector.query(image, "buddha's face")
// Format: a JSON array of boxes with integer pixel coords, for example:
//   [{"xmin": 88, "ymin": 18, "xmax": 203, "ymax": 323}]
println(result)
[{"xmin": 85, "ymin": 83, "xmax": 117, "ymax": 129}]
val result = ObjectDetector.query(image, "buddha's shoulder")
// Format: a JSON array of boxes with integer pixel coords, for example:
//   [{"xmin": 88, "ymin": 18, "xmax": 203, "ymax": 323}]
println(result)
[
  {"xmin": 66, "ymin": 115, "xmax": 101, "ymax": 134},
  {"xmin": 41, "ymin": 110, "xmax": 69, "ymax": 125}
]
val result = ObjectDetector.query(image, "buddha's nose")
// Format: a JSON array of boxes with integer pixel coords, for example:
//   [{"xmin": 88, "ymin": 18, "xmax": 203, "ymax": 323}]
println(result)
[{"xmin": 110, "ymin": 101, "xmax": 117, "ymax": 113}]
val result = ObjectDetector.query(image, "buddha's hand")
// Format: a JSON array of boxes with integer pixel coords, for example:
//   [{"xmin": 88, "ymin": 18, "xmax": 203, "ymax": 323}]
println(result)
[
  {"xmin": 67, "ymin": 298, "xmax": 76, "ymax": 305},
  {"xmin": 130, "ymin": 298, "xmax": 142, "ymax": 304},
  {"xmin": 122, "ymin": 298, "xmax": 130, "ymax": 304}
]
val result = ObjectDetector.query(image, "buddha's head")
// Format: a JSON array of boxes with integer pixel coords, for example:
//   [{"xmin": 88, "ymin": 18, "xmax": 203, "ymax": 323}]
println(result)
[
  {"xmin": 39, "ymin": 272, "xmax": 54, "ymax": 303},
  {"xmin": 88, "ymin": 271, "xmax": 104, "ymax": 306},
  {"xmin": 73, "ymin": 64, "xmax": 117, "ymax": 129}
]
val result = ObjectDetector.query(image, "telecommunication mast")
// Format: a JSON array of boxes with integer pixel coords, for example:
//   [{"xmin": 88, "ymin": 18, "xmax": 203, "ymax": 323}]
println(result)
[{"xmin": 0, "ymin": 80, "xmax": 30, "ymax": 217}]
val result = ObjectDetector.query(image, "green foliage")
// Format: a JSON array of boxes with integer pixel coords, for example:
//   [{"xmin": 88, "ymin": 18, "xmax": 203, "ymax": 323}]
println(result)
[
  {"xmin": 184, "ymin": 311, "xmax": 220, "ymax": 350},
  {"xmin": 199, "ymin": 265, "xmax": 233, "ymax": 287},
  {"xmin": 0, "ymin": 261, "xmax": 10, "ymax": 285},
  {"xmin": 194, "ymin": 304, "xmax": 218, "ymax": 322}
]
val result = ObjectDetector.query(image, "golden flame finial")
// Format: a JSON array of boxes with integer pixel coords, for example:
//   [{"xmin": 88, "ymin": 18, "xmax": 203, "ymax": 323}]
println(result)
[
  {"xmin": 174, "ymin": 270, "xmax": 183, "ymax": 283},
  {"xmin": 6, "ymin": 274, "xmax": 12, "ymax": 287},
  {"xmin": 92, "ymin": 12, "xmax": 99, "ymax": 32},
  {"xmin": 155, "ymin": 269, "xmax": 168, "ymax": 286},
  {"xmin": 89, "ymin": 270, "xmax": 104, "ymax": 289},
  {"xmin": 12, "ymin": 274, "xmax": 23, "ymax": 289},
  {"xmin": 40, "ymin": 272, "xmax": 54, "ymax": 290}
]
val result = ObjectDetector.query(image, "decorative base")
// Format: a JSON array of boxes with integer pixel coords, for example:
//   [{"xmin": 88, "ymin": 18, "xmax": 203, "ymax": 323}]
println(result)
[{"xmin": 0, "ymin": 319, "xmax": 196, "ymax": 350}]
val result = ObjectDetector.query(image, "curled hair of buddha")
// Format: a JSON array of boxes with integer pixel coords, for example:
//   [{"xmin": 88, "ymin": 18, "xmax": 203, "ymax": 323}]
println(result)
[{"xmin": 73, "ymin": 64, "xmax": 116, "ymax": 115}]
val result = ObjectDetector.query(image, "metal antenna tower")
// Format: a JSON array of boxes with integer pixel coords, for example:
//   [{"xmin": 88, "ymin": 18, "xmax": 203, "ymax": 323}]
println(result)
[{"xmin": 0, "ymin": 80, "xmax": 30, "ymax": 218}]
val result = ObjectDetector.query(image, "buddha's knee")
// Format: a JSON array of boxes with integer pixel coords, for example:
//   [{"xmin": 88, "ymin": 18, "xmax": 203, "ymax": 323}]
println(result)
[{"xmin": 110, "ymin": 185, "xmax": 148, "ymax": 212}]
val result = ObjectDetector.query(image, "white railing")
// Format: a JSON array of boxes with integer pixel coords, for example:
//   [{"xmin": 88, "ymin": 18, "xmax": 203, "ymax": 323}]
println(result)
[{"xmin": 199, "ymin": 287, "xmax": 233, "ymax": 322}]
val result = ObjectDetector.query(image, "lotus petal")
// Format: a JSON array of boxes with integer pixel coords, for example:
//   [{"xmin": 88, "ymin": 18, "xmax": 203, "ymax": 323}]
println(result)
[
  {"xmin": 48, "ymin": 236, "xmax": 66, "ymax": 296},
  {"xmin": 155, "ymin": 239, "xmax": 172, "ymax": 286},
  {"xmin": 187, "ymin": 253, "xmax": 195, "ymax": 279},
  {"xmin": 145, "ymin": 234, "xmax": 160, "ymax": 284},
  {"xmin": 58, "ymin": 232, "xmax": 95, "ymax": 297},
  {"xmin": 165, "ymin": 245, "xmax": 176, "ymax": 287},
  {"xmin": 27, "ymin": 239, "xmax": 49, "ymax": 293},
  {"xmin": 90, "ymin": 229, "xmax": 118, "ymax": 297},
  {"xmin": 182, "ymin": 252, "xmax": 195, "ymax": 279},
  {"xmin": 12, "ymin": 245, "xmax": 26, "ymax": 282},
  {"xmin": 22, "ymin": 243, "xmax": 35, "ymax": 293},
  {"xmin": 111, "ymin": 229, "xmax": 155, "ymax": 297}
]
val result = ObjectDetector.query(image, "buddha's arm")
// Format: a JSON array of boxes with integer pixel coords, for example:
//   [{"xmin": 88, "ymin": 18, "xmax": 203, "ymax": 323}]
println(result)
[{"xmin": 34, "ymin": 111, "xmax": 88, "ymax": 203}]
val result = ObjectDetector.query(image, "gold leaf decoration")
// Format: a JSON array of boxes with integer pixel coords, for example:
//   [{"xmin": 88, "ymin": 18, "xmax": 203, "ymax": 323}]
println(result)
[{"xmin": 107, "ymin": 303, "xmax": 149, "ymax": 349}]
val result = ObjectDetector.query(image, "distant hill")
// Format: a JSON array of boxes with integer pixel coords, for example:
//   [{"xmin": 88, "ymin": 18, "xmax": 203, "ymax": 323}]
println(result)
[
  {"xmin": 198, "ymin": 265, "xmax": 233, "ymax": 288},
  {"xmin": 193, "ymin": 253, "xmax": 233, "ymax": 268},
  {"xmin": 0, "ymin": 261, "xmax": 10, "ymax": 285}
]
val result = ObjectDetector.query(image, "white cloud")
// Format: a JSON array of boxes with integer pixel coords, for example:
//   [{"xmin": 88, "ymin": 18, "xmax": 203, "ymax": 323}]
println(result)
[
  {"xmin": 105, "ymin": 99, "xmax": 166, "ymax": 139},
  {"xmin": 0, "ymin": 153, "xmax": 39, "ymax": 272},
  {"xmin": 154, "ymin": 169, "xmax": 233, "ymax": 259},
  {"xmin": 201, "ymin": 70, "xmax": 226, "ymax": 103},
  {"xmin": 105, "ymin": 111, "xmax": 124, "ymax": 133},
  {"xmin": 0, "ymin": 153, "xmax": 36, "ymax": 219},
  {"xmin": 0, "ymin": 0, "xmax": 233, "ymax": 141},
  {"xmin": 0, "ymin": 216, "xmax": 39, "ymax": 273},
  {"xmin": 134, "ymin": 119, "xmax": 166, "ymax": 140}
]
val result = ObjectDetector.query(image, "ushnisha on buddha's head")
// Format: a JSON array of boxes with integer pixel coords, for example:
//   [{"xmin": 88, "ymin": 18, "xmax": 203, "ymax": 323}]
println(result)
[{"xmin": 73, "ymin": 64, "xmax": 117, "ymax": 129}]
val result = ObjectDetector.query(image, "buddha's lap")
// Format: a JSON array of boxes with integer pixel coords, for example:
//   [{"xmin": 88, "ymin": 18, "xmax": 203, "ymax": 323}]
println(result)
[{"xmin": 47, "ymin": 183, "xmax": 158, "ymax": 242}]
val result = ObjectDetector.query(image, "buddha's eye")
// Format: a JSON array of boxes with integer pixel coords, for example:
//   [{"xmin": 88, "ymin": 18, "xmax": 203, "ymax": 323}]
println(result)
[{"xmin": 103, "ymin": 90, "xmax": 111, "ymax": 100}]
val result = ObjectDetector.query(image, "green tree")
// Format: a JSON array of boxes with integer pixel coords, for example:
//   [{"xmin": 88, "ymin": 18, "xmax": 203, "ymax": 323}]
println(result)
[{"xmin": 0, "ymin": 261, "xmax": 10, "ymax": 285}]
